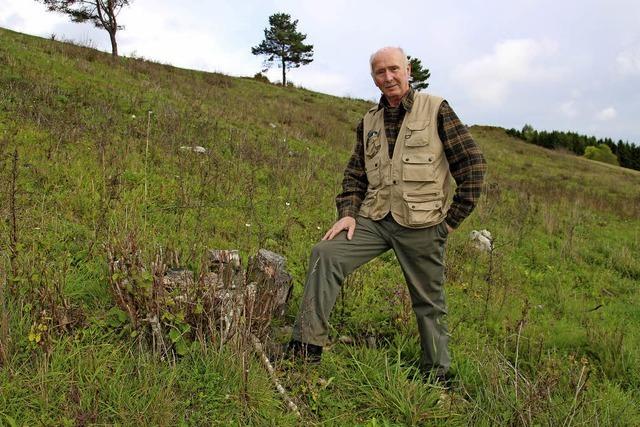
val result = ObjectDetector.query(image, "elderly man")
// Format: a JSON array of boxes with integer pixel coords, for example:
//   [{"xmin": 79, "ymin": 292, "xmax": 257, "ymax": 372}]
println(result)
[{"xmin": 288, "ymin": 46, "xmax": 486, "ymax": 382}]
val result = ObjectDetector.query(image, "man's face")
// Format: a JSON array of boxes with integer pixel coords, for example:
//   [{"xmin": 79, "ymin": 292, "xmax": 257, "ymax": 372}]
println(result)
[{"xmin": 371, "ymin": 49, "xmax": 411, "ymax": 105}]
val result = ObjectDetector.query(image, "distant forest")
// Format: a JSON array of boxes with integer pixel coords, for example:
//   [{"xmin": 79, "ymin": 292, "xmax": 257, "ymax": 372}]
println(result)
[{"xmin": 506, "ymin": 125, "xmax": 640, "ymax": 172}]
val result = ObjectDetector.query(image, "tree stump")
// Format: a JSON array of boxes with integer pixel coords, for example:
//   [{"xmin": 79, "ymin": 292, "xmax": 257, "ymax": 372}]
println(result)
[{"xmin": 247, "ymin": 249, "xmax": 293, "ymax": 324}]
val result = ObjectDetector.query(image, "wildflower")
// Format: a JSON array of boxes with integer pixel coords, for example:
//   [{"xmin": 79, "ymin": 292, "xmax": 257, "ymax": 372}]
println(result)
[
  {"xmin": 245, "ymin": 223, "xmax": 251, "ymax": 227},
  {"xmin": 131, "ymin": 114, "xmax": 136, "ymax": 119},
  {"xmin": 285, "ymin": 202, "xmax": 291, "ymax": 207}
]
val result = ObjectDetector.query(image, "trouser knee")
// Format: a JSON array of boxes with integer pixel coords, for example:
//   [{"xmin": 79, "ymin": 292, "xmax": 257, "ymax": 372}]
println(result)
[
  {"xmin": 310, "ymin": 240, "xmax": 333, "ymax": 260},
  {"xmin": 308, "ymin": 240, "xmax": 343, "ymax": 271}
]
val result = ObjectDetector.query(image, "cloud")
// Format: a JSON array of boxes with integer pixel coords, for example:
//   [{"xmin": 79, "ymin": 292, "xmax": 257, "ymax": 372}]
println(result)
[
  {"xmin": 287, "ymin": 68, "xmax": 352, "ymax": 95},
  {"xmin": 616, "ymin": 46, "xmax": 640, "ymax": 75},
  {"xmin": 559, "ymin": 100, "xmax": 578, "ymax": 118},
  {"xmin": 117, "ymin": 3, "xmax": 262, "ymax": 77},
  {"xmin": 454, "ymin": 38, "xmax": 564, "ymax": 106},
  {"xmin": 596, "ymin": 106, "xmax": 617, "ymax": 121},
  {"xmin": 0, "ymin": 0, "xmax": 66, "ymax": 35}
]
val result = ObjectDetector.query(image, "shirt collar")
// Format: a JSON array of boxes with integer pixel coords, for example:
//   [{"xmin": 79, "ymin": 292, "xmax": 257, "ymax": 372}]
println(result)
[{"xmin": 377, "ymin": 87, "xmax": 415, "ymax": 112}]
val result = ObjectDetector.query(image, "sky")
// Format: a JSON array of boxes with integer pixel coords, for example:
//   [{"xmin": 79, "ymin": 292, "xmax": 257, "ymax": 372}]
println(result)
[{"xmin": 2, "ymin": 0, "xmax": 640, "ymax": 143}]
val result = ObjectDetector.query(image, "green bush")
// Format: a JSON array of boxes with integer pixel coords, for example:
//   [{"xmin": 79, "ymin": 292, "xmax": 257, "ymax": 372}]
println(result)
[{"xmin": 584, "ymin": 144, "xmax": 619, "ymax": 165}]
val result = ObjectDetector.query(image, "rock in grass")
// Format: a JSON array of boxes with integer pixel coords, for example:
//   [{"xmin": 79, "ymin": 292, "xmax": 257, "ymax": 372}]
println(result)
[
  {"xmin": 469, "ymin": 229, "xmax": 493, "ymax": 252},
  {"xmin": 179, "ymin": 145, "xmax": 207, "ymax": 154}
]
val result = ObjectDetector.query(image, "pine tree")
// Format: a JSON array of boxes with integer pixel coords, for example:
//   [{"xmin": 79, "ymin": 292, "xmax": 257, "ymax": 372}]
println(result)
[
  {"xmin": 252, "ymin": 13, "xmax": 314, "ymax": 86},
  {"xmin": 407, "ymin": 55, "xmax": 430, "ymax": 91},
  {"xmin": 36, "ymin": 0, "xmax": 132, "ymax": 56}
]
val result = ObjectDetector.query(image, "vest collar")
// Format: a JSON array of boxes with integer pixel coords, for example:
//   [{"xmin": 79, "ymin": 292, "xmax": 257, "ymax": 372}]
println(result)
[{"xmin": 377, "ymin": 87, "xmax": 415, "ymax": 112}]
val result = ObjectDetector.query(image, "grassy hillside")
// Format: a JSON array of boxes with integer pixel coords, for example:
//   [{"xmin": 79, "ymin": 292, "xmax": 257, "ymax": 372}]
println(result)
[{"xmin": 1, "ymin": 27, "xmax": 639, "ymax": 425}]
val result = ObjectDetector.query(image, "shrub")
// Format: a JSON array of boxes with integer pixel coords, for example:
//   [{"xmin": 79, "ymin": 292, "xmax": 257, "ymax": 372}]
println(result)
[
  {"xmin": 583, "ymin": 144, "xmax": 618, "ymax": 166},
  {"xmin": 253, "ymin": 72, "xmax": 270, "ymax": 84}
]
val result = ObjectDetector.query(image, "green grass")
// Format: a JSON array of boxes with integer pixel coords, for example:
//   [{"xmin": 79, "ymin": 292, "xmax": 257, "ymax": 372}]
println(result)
[{"xmin": 1, "ymin": 27, "xmax": 639, "ymax": 425}]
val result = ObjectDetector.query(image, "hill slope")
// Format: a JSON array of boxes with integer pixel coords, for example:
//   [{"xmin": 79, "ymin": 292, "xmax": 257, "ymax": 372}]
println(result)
[{"xmin": 1, "ymin": 28, "xmax": 639, "ymax": 425}]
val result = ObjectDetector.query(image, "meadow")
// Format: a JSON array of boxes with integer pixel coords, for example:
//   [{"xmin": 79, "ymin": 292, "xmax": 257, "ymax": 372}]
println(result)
[{"xmin": 1, "ymin": 28, "xmax": 639, "ymax": 425}]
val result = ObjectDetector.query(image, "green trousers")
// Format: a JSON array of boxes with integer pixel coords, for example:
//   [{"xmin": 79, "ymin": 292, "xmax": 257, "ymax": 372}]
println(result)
[{"xmin": 292, "ymin": 214, "xmax": 451, "ymax": 375}]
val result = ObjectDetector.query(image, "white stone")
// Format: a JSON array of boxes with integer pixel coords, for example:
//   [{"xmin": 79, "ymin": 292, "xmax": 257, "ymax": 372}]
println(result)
[
  {"xmin": 179, "ymin": 145, "xmax": 207, "ymax": 154},
  {"xmin": 469, "ymin": 229, "xmax": 493, "ymax": 252}
]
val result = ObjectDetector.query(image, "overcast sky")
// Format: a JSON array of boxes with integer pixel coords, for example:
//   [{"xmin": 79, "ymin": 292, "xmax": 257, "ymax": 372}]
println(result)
[{"xmin": 2, "ymin": 0, "xmax": 639, "ymax": 143}]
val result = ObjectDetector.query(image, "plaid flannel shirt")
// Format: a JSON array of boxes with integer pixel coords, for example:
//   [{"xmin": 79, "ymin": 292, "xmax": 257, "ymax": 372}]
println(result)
[{"xmin": 336, "ymin": 88, "xmax": 486, "ymax": 229}]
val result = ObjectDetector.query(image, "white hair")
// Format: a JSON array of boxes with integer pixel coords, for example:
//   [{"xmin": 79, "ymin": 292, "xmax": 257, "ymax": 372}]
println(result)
[{"xmin": 369, "ymin": 47, "xmax": 409, "ymax": 75}]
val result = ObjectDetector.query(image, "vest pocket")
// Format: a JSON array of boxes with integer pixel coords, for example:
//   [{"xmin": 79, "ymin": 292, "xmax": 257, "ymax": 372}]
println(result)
[
  {"xmin": 402, "ymin": 153, "xmax": 436, "ymax": 182},
  {"xmin": 360, "ymin": 188, "xmax": 378, "ymax": 208},
  {"xmin": 405, "ymin": 120, "xmax": 430, "ymax": 147},
  {"xmin": 403, "ymin": 192, "xmax": 443, "ymax": 226},
  {"xmin": 365, "ymin": 131, "xmax": 381, "ymax": 158},
  {"xmin": 366, "ymin": 161, "xmax": 382, "ymax": 187}
]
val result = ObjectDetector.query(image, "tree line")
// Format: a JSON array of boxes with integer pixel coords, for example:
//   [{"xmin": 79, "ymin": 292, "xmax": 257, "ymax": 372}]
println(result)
[{"xmin": 506, "ymin": 124, "xmax": 640, "ymax": 171}]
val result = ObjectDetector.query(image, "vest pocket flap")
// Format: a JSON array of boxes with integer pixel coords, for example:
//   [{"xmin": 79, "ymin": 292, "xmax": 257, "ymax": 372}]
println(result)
[
  {"xmin": 405, "ymin": 136, "xmax": 429, "ymax": 147},
  {"xmin": 405, "ymin": 199, "xmax": 442, "ymax": 212},
  {"xmin": 402, "ymin": 153, "xmax": 435, "ymax": 164},
  {"xmin": 403, "ymin": 192, "xmax": 442, "ymax": 202},
  {"xmin": 403, "ymin": 193, "xmax": 443, "ymax": 211},
  {"xmin": 406, "ymin": 119, "xmax": 430, "ymax": 131}
]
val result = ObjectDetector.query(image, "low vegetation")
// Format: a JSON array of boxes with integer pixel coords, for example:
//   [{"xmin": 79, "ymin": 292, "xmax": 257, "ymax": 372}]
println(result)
[
  {"xmin": 506, "ymin": 124, "xmax": 640, "ymax": 171},
  {"xmin": 1, "ymin": 28, "xmax": 639, "ymax": 425}
]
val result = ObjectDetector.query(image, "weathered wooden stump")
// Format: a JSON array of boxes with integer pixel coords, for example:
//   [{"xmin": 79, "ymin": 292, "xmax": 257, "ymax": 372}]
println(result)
[
  {"xmin": 163, "ymin": 249, "xmax": 293, "ymax": 342},
  {"xmin": 108, "ymin": 244, "xmax": 293, "ymax": 349},
  {"xmin": 247, "ymin": 249, "xmax": 293, "ymax": 322}
]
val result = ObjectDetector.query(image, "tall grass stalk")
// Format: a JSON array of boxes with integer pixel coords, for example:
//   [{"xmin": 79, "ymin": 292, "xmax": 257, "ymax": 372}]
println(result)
[
  {"xmin": 144, "ymin": 110, "xmax": 152, "ymax": 232},
  {"xmin": 0, "ymin": 262, "xmax": 8, "ymax": 365},
  {"xmin": 8, "ymin": 149, "xmax": 18, "ymax": 283}
]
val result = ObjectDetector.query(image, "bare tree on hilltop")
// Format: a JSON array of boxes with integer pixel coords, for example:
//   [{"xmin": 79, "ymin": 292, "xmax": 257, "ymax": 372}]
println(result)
[
  {"xmin": 252, "ymin": 13, "xmax": 314, "ymax": 86},
  {"xmin": 36, "ymin": 0, "xmax": 132, "ymax": 56}
]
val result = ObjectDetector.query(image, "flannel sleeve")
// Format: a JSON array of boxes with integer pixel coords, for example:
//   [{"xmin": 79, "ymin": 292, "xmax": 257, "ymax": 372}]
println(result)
[
  {"xmin": 438, "ymin": 101, "xmax": 487, "ymax": 229},
  {"xmin": 335, "ymin": 120, "xmax": 369, "ymax": 218}
]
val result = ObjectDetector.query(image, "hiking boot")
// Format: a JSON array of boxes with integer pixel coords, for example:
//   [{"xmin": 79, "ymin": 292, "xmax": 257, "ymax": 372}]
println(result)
[
  {"xmin": 435, "ymin": 372, "xmax": 455, "ymax": 390},
  {"xmin": 286, "ymin": 340, "xmax": 323, "ymax": 363},
  {"xmin": 422, "ymin": 370, "xmax": 455, "ymax": 390},
  {"xmin": 269, "ymin": 340, "xmax": 323, "ymax": 365}
]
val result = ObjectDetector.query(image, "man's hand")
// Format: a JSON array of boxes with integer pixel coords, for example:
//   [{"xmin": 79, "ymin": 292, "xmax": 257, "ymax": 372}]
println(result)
[
  {"xmin": 445, "ymin": 223, "xmax": 454, "ymax": 234},
  {"xmin": 323, "ymin": 216, "xmax": 356, "ymax": 241}
]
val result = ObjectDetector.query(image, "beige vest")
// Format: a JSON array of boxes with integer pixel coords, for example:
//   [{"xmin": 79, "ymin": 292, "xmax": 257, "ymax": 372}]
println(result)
[{"xmin": 358, "ymin": 93, "xmax": 453, "ymax": 228}]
